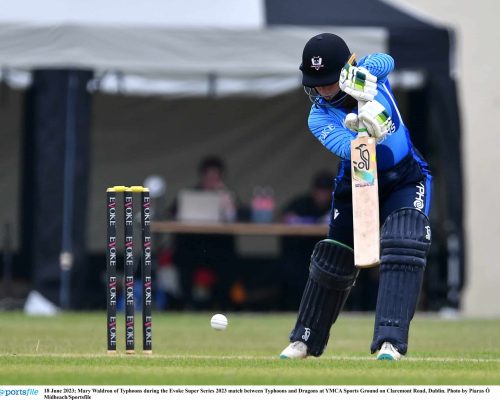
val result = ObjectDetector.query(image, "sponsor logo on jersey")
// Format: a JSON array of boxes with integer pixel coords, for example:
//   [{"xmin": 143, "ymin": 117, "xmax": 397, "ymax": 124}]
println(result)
[
  {"xmin": 320, "ymin": 124, "xmax": 334, "ymax": 143},
  {"xmin": 413, "ymin": 182, "xmax": 425, "ymax": 210}
]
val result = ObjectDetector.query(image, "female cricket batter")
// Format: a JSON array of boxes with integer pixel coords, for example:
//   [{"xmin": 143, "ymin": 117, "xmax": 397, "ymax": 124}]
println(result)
[{"xmin": 280, "ymin": 33, "xmax": 432, "ymax": 360}]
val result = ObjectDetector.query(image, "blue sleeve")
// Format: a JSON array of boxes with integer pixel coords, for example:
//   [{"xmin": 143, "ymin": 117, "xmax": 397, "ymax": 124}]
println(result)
[
  {"xmin": 359, "ymin": 53, "xmax": 394, "ymax": 83},
  {"xmin": 308, "ymin": 105, "xmax": 355, "ymax": 159}
]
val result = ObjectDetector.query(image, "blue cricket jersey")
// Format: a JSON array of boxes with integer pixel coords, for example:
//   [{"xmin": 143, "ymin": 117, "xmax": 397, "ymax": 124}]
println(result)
[{"xmin": 308, "ymin": 53, "xmax": 428, "ymax": 174}]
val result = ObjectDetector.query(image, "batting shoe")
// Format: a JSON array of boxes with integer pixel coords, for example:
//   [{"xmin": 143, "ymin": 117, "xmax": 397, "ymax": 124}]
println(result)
[
  {"xmin": 280, "ymin": 341, "xmax": 308, "ymax": 359},
  {"xmin": 376, "ymin": 342, "xmax": 402, "ymax": 361}
]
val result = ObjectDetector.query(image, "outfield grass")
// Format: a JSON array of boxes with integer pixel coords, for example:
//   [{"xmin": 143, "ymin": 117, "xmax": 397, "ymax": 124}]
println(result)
[{"xmin": 0, "ymin": 312, "xmax": 499, "ymax": 385}]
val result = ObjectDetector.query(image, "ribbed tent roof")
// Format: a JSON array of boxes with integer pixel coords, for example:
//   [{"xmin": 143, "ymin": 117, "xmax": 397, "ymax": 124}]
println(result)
[{"xmin": 0, "ymin": 0, "xmax": 454, "ymax": 95}]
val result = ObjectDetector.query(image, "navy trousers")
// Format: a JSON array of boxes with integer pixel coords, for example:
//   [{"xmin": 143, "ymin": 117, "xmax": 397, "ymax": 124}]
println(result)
[{"xmin": 328, "ymin": 153, "xmax": 432, "ymax": 245}]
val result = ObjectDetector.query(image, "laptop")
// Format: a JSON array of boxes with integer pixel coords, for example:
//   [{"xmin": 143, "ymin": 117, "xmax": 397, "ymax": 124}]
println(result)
[{"xmin": 177, "ymin": 189, "xmax": 224, "ymax": 223}]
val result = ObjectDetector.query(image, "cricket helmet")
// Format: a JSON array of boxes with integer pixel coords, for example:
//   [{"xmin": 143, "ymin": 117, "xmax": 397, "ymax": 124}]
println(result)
[{"xmin": 300, "ymin": 33, "xmax": 352, "ymax": 88}]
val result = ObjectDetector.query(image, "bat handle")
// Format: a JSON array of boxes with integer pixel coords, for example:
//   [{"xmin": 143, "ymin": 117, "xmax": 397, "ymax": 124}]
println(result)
[
  {"xmin": 346, "ymin": 54, "xmax": 370, "ymax": 139},
  {"xmin": 357, "ymin": 100, "xmax": 369, "ymax": 138}
]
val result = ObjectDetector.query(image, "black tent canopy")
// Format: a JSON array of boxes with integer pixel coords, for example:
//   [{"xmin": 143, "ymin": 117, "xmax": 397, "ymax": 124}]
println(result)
[{"xmin": 267, "ymin": 0, "xmax": 453, "ymax": 73}]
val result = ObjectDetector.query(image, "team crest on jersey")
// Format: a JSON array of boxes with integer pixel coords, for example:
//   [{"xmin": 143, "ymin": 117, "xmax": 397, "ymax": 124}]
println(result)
[{"xmin": 311, "ymin": 56, "xmax": 324, "ymax": 71}]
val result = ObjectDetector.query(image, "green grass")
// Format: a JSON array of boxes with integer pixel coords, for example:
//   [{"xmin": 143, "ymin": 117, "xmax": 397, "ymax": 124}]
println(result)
[{"xmin": 0, "ymin": 312, "xmax": 499, "ymax": 385}]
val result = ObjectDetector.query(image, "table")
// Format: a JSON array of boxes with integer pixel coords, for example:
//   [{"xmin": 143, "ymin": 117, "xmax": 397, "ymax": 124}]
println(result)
[{"xmin": 151, "ymin": 221, "xmax": 328, "ymax": 237}]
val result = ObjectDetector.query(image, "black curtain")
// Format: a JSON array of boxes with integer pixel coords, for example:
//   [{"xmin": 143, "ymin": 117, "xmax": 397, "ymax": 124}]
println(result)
[{"xmin": 21, "ymin": 69, "xmax": 93, "ymax": 307}]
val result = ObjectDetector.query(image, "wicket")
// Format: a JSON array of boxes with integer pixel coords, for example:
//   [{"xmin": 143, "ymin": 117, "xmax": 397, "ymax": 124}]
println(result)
[{"xmin": 106, "ymin": 185, "xmax": 152, "ymax": 355}]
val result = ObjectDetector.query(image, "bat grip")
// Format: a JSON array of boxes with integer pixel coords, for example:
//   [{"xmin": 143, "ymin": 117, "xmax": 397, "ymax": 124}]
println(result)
[{"xmin": 357, "ymin": 100, "xmax": 369, "ymax": 138}]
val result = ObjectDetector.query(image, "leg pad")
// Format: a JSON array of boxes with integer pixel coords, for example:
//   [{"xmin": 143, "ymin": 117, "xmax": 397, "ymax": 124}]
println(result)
[
  {"xmin": 290, "ymin": 240, "xmax": 357, "ymax": 357},
  {"xmin": 371, "ymin": 208, "xmax": 431, "ymax": 354}
]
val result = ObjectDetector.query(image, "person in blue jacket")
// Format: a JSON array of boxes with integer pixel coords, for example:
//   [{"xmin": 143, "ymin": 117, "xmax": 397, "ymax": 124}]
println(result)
[{"xmin": 280, "ymin": 33, "xmax": 432, "ymax": 360}]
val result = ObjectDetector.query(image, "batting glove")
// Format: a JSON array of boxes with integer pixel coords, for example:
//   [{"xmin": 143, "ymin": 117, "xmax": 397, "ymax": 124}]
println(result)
[
  {"xmin": 343, "ymin": 113, "xmax": 359, "ymax": 132},
  {"xmin": 358, "ymin": 100, "xmax": 396, "ymax": 140},
  {"xmin": 339, "ymin": 64, "xmax": 378, "ymax": 102}
]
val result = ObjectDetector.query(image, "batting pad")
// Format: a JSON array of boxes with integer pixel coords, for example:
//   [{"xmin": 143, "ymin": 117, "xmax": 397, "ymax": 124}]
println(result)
[
  {"xmin": 289, "ymin": 239, "xmax": 357, "ymax": 357},
  {"xmin": 371, "ymin": 208, "xmax": 431, "ymax": 355}
]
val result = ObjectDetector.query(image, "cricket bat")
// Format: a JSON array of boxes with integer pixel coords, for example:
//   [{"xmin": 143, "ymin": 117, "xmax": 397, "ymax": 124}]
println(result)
[{"xmin": 348, "ymin": 54, "xmax": 380, "ymax": 268}]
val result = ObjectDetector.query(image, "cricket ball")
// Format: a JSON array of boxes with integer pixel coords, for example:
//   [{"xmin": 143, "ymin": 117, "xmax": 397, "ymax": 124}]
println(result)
[{"xmin": 210, "ymin": 314, "xmax": 228, "ymax": 331}]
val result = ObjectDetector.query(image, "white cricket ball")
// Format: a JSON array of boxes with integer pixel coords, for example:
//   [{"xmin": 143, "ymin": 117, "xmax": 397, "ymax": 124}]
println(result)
[{"xmin": 210, "ymin": 314, "xmax": 228, "ymax": 331}]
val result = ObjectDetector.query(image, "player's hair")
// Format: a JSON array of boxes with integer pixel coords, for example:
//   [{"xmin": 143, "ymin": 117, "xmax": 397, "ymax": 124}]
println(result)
[{"xmin": 198, "ymin": 156, "xmax": 226, "ymax": 175}]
